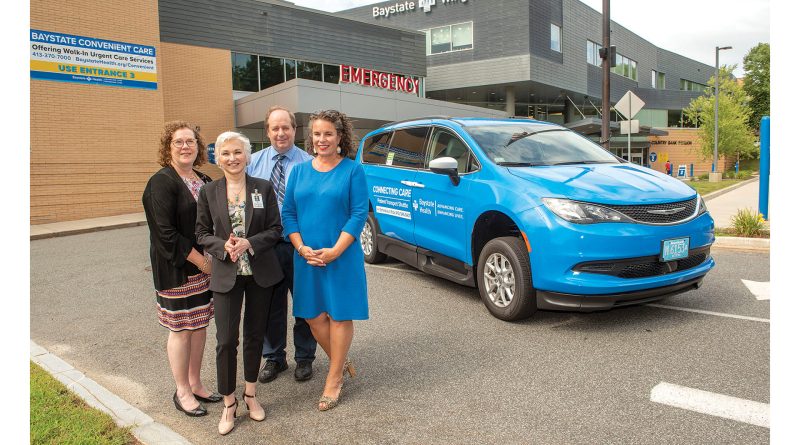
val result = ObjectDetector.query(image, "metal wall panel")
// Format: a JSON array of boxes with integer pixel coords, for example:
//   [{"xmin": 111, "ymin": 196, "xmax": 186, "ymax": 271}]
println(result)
[{"xmin": 159, "ymin": 0, "xmax": 426, "ymax": 76}]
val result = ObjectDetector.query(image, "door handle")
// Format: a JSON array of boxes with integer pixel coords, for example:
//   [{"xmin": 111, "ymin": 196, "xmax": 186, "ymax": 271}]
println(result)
[{"xmin": 401, "ymin": 181, "xmax": 425, "ymax": 188}]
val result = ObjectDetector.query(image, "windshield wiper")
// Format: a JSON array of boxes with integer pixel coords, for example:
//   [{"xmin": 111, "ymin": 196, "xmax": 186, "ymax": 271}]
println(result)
[
  {"xmin": 496, "ymin": 161, "xmax": 547, "ymax": 167},
  {"xmin": 503, "ymin": 128, "xmax": 565, "ymax": 148},
  {"xmin": 549, "ymin": 160, "xmax": 616, "ymax": 166}
]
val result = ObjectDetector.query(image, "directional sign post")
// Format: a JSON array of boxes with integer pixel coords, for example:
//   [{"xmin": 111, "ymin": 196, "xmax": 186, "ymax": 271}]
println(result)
[{"xmin": 615, "ymin": 90, "xmax": 645, "ymax": 162}]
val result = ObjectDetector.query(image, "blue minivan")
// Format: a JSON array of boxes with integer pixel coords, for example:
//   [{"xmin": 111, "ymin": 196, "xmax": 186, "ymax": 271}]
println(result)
[{"xmin": 356, "ymin": 117, "xmax": 715, "ymax": 321}]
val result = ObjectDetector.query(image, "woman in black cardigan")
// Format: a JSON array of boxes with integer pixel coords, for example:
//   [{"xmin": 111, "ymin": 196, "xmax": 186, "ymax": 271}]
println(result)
[{"xmin": 142, "ymin": 121, "xmax": 222, "ymax": 418}]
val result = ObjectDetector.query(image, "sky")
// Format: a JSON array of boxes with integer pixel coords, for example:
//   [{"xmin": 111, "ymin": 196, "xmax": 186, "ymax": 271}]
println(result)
[{"xmin": 289, "ymin": 0, "xmax": 769, "ymax": 78}]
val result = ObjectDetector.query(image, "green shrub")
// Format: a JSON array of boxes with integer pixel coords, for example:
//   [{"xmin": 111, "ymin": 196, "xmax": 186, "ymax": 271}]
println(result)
[
  {"xmin": 697, "ymin": 173, "xmax": 709, "ymax": 180},
  {"xmin": 730, "ymin": 209, "xmax": 766, "ymax": 237},
  {"xmin": 723, "ymin": 169, "xmax": 753, "ymax": 180}
]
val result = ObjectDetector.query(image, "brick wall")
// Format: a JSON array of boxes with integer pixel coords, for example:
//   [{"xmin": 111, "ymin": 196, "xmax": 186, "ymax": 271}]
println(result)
[
  {"xmin": 160, "ymin": 42, "xmax": 235, "ymax": 180},
  {"xmin": 31, "ymin": 0, "xmax": 165, "ymax": 224},
  {"xmin": 648, "ymin": 128, "xmax": 734, "ymax": 177}
]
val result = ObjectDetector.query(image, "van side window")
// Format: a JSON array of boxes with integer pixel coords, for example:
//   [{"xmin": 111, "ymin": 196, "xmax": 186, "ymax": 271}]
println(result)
[
  {"xmin": 427, "ymin": 128, "xmax": 472, "ymax": 173},
  {"xmin": 387, "ymin": 127, "xmax": 429, "ymax": 169},
  {"xmin": 361, "ymin": 132, "xmax": 392, "ymax": 165}
]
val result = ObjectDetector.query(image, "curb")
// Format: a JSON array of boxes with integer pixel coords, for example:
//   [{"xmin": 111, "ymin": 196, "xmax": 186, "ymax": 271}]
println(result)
[
  {"xmin": 703, "ymin": 177, "xmax": 759, "ymax": 201},
  {"xmin": 712, "ymin": 236, "xmax": 769, "ymax": 252},
  {"xmin": 31, "ymin": 221, "xmax": 148, "ymax": 240},
  {"xmin": 30, "ymin": 339, "xmax": 193, "ymax": 445}
]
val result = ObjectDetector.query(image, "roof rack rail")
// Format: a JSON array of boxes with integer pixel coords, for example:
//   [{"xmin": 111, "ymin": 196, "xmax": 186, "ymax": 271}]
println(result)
[{"xmin": 379, "ymin": 115, "xmax": 455, "ymax": 128}]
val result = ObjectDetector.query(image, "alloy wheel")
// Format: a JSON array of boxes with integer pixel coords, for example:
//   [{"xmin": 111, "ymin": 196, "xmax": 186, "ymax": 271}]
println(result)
[{"xmin": 483, "ymin": 252, "xmax": 515, "ymax": 308}]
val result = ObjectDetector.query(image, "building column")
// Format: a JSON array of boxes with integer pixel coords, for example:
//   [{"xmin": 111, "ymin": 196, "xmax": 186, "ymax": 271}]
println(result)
[
  {"xmin": 564, "ymin": 97, "xmax": 576, "ymax": 123},
  {"xmin": 505, "ymin": 86, "xmax": 516, "ymax": 117}
]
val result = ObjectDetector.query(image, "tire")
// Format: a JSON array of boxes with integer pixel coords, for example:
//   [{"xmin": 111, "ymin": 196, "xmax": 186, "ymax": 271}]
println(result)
[
  {"xmin": 477, "ymin": 236, "xmax": 537, "ymax": 321},
  {"xmin": 360, "ymin": 213, "xmax": 387, "ymax": 264}
]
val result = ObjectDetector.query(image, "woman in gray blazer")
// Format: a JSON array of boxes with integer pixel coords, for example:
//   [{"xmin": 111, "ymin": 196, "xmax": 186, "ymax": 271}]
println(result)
[{"xmin": 195, "ymin": 131, "xmax": 283, "ymax": 435}]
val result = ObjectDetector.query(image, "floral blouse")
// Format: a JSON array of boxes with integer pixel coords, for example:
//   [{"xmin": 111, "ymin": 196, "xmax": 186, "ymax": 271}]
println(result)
[{"xmin": 228, "ymin": 200, "xmax": 253, "ymax": 276}]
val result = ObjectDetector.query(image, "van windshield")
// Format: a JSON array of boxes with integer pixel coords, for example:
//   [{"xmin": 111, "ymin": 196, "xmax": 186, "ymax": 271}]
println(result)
[{"xmin": 464, "ymin": 125, "xmax": 620, "ymax": 166}]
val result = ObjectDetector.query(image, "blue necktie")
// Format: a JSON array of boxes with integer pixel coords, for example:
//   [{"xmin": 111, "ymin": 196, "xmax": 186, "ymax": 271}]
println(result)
[{"xmin": 270, "ymin": 154, "xmax": 286, "ymax": 206}]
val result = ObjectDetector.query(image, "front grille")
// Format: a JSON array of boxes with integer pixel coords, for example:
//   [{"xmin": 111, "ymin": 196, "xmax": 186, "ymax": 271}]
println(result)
[
  {"xmin": 603, "ymin": 197, "xmax": 698, "ymax": 224},
  {"xmin": 574, "ymin": 247, "xmax": 710, "ymax": 279}
]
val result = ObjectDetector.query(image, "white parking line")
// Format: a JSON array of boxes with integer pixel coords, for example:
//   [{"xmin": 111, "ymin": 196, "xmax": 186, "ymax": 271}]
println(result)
[
  {"xmin": 646, "ymin": 304, "xmax": 770, "ymax": 323},
  {"xmin": 651, "ymin": 382, "xmax": 769, "ymax": 428},
  {"xmin": 742, "ymin": 279, "xmax": 771, "ymax": 300}
]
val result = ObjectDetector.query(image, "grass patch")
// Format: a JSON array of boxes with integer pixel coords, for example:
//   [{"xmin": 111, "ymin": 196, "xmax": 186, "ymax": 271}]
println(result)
[
  {"xmin": 687, "ymin": 178, "xmax": 747, "ymax": 196},
  {"xmin": 30, "ymin": 361, "xmax": 136, "ymax": 445}
]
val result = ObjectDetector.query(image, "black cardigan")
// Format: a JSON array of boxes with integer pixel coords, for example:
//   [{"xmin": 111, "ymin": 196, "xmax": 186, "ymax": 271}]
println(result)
[{"xmin": 142, "ymin": 166, "xmax": 212, "ymax": 291}]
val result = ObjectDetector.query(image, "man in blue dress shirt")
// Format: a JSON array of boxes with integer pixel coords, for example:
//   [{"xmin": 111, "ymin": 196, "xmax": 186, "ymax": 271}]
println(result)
[{"xmin": 248, "ymin": 106, "xmax": 317, "ymax": 383}]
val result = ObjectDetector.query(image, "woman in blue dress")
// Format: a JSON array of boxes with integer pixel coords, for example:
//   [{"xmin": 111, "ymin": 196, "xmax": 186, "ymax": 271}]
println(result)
[{"xmin": 281, "ymin": 109, "xmax": 369, "ymax": 411}]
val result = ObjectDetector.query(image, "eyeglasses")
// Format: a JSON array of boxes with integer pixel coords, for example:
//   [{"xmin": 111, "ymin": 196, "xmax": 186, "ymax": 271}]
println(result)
[{"xmin": 171, "ymin": 139, "xmax": 197, "ymax": 148}]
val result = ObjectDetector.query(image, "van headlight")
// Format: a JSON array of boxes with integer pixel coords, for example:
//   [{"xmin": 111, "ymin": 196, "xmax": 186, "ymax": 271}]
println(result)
[
  {"xmin": 698, "ymin": 196, "xmax": 708, "ymax": 215},
  {"xmin": 542, "ymin": 198, "xmax": 631, "ymax": 224}
]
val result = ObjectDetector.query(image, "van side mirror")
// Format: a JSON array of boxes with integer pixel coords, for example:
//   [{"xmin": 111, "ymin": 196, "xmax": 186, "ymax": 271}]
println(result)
[{"xmin": 429, "ymin": 157, "xmax": 460, "ymax": 186}]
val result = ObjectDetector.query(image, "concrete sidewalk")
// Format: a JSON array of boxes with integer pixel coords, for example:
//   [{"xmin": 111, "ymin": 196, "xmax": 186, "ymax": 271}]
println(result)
[
  {"xmin": 704, "ymin": 177, "xmax": 770, "ymax": 230},
  {"xmin": 31, "ymin": 212, "xmax": 147, "ymax": 240}
]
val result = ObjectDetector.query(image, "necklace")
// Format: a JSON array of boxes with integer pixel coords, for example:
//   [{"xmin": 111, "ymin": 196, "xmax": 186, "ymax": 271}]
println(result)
[{"xmin": 228, "ymin": 181, "xmax": 245, "ymax": 204}]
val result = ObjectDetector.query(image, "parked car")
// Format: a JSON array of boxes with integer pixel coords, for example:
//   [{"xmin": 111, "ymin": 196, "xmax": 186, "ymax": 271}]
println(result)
[{"xmin": 356, "ymin": 117, "xmax": 715, "ymax": 321}]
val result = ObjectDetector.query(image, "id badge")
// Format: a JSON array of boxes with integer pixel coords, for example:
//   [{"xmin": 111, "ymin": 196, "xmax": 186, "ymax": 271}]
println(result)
[{"xmin": 252, "ymin": 190, "xmax": 264, "ymax": 209}]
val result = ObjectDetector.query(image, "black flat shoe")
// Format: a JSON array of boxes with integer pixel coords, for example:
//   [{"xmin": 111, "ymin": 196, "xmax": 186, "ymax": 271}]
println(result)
[
  {"xmin": 193, "ymin": 391, "xmax": 223, "ymax": 403},
  {"xmin": 173, "ymin": 391, "xmax": 208, "ymax": 417}
]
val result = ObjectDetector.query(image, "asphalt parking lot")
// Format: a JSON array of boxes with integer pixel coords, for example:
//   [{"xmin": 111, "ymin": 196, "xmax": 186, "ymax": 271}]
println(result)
[{"xmin": 31, "ymin": 226, "xmax": 769, "ymax": 444}]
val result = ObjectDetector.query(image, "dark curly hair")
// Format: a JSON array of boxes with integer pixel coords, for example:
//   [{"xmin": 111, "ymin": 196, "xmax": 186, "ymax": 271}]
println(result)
[
  {"xmin": 305, "ymin": 110, "xmax": 355, "ymax": 158},
  {"xmin": 158, "ymin": 121, "xmax": 207, "ymax": 168}
]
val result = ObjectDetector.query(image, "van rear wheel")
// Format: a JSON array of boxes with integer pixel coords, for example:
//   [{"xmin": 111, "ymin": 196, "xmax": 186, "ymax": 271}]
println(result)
[
  {"xmin": 360, "ymin": 213, "xmax": 387, "ymax": 264},
  {"xmin": 477, "ymin": 236, "xmax": 537, "ymax": 321}
]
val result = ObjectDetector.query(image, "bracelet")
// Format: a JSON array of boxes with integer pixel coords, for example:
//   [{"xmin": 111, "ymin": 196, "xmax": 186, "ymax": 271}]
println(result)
[
  {"xmin": 297, "ymin": 244, "xmax": 305, "ymax": 253},
  {"xmin": 201, "ymin": 257, "xmax": 210, "ymax": 273}
]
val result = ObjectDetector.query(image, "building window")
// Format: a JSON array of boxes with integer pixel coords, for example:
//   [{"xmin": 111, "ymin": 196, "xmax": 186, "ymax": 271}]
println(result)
[
  {"xmin": 680, "ymin": 79, "xmax": 705, "ymax": 92},
  {"xmin": 297, "ymin": 61, "xmax": 322, "ymax": 81},
  {"xmin": 231, "ymin": 52, "xmax": 258, "ymax": 92},
  {"xmin": 424, "ymin": 22, "xmax": 473, "ymax": 55},
  {"xmin": 284, "ymin": 59, "xmax": 297, "ymax": 81},
  {"xmin": 611, "ymin": 53, "xmax": 637, "ymax": 81},
  {"xmin": 259, "ymin": 56, "xmax": 283, "ymax": 90},
  {"xmin": 651, "ymin": 70, "xmax": 666, "ymax": 89},
  {"xmin": 323, "ymin": 64, "xmax": 340, "ymax": 84},
  {"xmin": 550, "ymin": 24, "xmax": 562, "ymax": 53},
  {"xmin": 587, "ymin": 40, "xmax": 601, "ymax": 66}
]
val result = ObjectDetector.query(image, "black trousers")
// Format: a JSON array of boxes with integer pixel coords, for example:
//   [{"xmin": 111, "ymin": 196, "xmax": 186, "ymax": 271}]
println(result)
[
  {"xmin": 262, "ymin": 241, "xmax": 317, "ymax": 363},
  {"xmin": 214, "ymin": 275, "xmax": 272, "ymax": 396}
]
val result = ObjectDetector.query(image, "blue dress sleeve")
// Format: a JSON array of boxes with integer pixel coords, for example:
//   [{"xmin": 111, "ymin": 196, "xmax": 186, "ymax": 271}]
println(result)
[
  {"xmin": 342, "ymin": 163, "xmax": 369, "ymax": 239},
  {"xmin": 281, "ymin": 163, "xmax": 300, "ymax": 237}
]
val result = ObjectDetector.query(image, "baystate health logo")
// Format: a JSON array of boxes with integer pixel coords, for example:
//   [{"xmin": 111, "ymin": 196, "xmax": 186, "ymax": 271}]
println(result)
[
  {"xmin": 373, "ymin": 0, "xmax": 467, "ymax": 18},
  {"xmin": 419, "ymin": 0, "xmax": 435, "ymax": 12}
]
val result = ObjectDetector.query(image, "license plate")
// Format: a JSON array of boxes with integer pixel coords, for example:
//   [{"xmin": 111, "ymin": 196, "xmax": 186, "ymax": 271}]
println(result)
[{"xmin": 661, "ymin": 237, "xmax": 690, "ymax": 262}]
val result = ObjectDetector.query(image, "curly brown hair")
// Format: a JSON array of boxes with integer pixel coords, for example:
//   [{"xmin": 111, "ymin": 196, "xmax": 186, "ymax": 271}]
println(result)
[
  {"xmin": 305, "ymin": 110, "xmax": 355, "ymax": 158},
  {"xmin": 158, "ymin": 121, "xmax": 207, "ymax": 168}
]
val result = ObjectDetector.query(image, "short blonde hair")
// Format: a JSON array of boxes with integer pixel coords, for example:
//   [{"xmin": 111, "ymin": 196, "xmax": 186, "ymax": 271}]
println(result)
[{"xmin": 214, "ymin": 131, "xmax": 252, "ymax": 165}]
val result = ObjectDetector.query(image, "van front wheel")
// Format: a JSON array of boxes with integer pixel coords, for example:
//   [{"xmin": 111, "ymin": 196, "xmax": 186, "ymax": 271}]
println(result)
[
  {"xmin": 477, "ymin": 237, "xmax": 537, "ymax": 321},
  {"xmin": 360, "ymin": 213, "xmax": 387, "ymax": 264}
]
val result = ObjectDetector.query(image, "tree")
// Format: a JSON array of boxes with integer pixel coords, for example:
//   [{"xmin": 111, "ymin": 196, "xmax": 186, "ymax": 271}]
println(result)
[
  {"xmin": 682, "ymin": 65, "xmax": 757, "ymax": 164},
  {"xmin": 743, "ymin": 43, "xmax": 770, "ymax": 132}
]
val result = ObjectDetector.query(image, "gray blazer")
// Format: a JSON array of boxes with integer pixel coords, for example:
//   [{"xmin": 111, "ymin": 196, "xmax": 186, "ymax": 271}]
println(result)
[{"xmin": 195, "ymin": 175, "xmax": 284, "ymax": 293}]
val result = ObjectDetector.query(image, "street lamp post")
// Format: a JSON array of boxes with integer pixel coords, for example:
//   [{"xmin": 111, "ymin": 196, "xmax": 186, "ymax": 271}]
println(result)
[{"xmin": 713, "ymin": 45, "xmax": 732, "ymax": 179}]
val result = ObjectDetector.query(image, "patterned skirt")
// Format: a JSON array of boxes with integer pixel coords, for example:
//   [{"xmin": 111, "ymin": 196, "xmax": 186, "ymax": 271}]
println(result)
[{"xmin": 156, "ymin": 273, "xmax": 214, "ymax": 332}]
